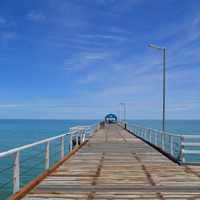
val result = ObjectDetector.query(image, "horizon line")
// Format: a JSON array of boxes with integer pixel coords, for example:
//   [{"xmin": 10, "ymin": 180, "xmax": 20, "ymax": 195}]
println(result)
[{"xmin": 0, "ymin": 118, "xmax": 200, "ymax": 120}]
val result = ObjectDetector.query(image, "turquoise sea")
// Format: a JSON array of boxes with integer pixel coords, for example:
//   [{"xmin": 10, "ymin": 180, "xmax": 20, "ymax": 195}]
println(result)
[
  {"xmin": 0, "ymin": 119, "xmax": 200, "ymax": 199},
  {"xmin": 128, "ymin": 119, "xmax": 200, "ymax": 134},
  {"xmin": 0, "ymin": 119, "xmax": 98, "ymax": 152},
  {"xmin": 0, "ymin": 119, "xmax": 98, "ymax": 199}
]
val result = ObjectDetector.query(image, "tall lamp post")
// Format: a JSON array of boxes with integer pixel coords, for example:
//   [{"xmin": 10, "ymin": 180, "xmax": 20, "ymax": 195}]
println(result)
[
  {"xmin": 148, "ymin": 44, "xmax": 166, "ymax": 132},
  {"xmin": 120, "ymin": 103, "xmax": 126, "ymax": 123}
]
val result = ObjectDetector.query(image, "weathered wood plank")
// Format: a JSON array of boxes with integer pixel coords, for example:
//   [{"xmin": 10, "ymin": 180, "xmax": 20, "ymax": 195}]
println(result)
[{"xmin": 22, "ymin": 124, "xmax": 200, "ymax": 199}]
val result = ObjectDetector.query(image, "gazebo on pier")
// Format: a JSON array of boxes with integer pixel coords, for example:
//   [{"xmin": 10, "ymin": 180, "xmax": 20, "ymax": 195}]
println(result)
[{"xmin": 104, "ymin": 113, "xmax": 117, "ymax": 124}]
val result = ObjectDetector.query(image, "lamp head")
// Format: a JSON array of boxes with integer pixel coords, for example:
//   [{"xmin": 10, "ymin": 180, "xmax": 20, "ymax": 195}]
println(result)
[{"xmin": 148, "ymin": 44, "xmax": 164, "ymax": 51}]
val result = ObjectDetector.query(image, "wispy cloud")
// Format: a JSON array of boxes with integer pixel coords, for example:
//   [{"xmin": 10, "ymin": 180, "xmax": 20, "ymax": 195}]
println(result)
[
  {"xmin": 83, "ymin": 52, "xmax": 108, "ymax": 60},
  {"xmin": 0, "ymin": 31, "xmax": 17, "ymax": 41},
  {"xmin": 0, "ymin": 17, "xmax": 7, "ymax": 25},
  {"xmin": 95, "ymin": 0, "xmax": 144, "ymax": 13},
  {"xmin": 111, "ymin": 0, "xmax": 144, "ymax": 13},
  {"xmin": 0, "ymin": 104, "xmax": 24, "ymax": 108},
  {"xmin": 64, "ymin": 51, "xmax": 109, "ymax": 71},
  {"xmin": 78, "ymin": 33, "xmax": 132, "ymax": 43},
  {"xmin": 167, "ymin": 101, "xmax": 200, "ymax": 112},
  {"xmin": 0, "ymin": 0, "xmax": 200, "ymax": 119},
  {"xmin": 27, "ymin": 10, "xmax": 46, "ymax": 23},
  {"xmin": 78, "ymin": 73, "xmax": 98, "ymax": 84}
]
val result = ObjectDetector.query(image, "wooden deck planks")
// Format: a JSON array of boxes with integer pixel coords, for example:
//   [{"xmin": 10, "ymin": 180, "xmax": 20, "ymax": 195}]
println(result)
[{"xmin": 22, "ymin": 124, "xmax": 200, "ymax": 199}]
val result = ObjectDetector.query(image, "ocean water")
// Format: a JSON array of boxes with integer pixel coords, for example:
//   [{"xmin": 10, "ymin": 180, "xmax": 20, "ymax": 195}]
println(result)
[
  {"xmin": 127, "ymin": 120, "xmax": 200, "ymax": 134},
  {"xmin": 0, "ymin": 119, "xmax": 200, "ymax": 199},
  {"xmin": 1, "ymin": 119, "xmax": 199, "ymax": 153},
  {"xmin": 0, "ymin": 119, "xmax": 98, "ymax": 199},
  {"xmin": 0, "ymin": 119, "xmax": 98, "ymax": 152}
]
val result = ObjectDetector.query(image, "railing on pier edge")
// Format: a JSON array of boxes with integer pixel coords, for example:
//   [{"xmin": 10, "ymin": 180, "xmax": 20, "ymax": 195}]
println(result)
[
  {"xmin": 124, "ymin": 123, "xmax": 200, "ymax": 165},
  {"xmin": 1, "ymin": 122, "xmax": 200, "ymax": 199},
  {"xmin": 0, "ymin": 124, "xmax": 96, "ymax": 200}
]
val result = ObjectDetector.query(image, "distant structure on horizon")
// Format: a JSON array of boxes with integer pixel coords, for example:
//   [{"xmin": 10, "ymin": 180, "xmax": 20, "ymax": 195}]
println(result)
[{"xmin": 104, "ymin": 113, "xmax": 118, "ymax": 123}]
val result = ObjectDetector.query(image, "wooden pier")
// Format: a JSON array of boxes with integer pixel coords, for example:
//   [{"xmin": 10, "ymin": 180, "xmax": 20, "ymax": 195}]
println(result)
[{"xmin": 18, "ymin": 124, "xmax": 200, "ymax": 199}]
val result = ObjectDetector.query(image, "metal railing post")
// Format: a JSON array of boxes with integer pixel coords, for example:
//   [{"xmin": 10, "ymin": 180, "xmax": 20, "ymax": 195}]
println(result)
[
  {"xmin": 142, "ymin": 128, "xmax": 144, "ymax": 138},
  {"xmin": 149, "ymin": 129, "xmax": 152, "ymax": 143},
  {"xmin": 170, "ymin": 135, "xmax": 173, "ymax": 156},
  {"xmin": 162, "ymin": 132, "xmax": 165, "ymax": 150},
  {"xmin": 180, "ymin": 136, "xmax": 185, "ymax": 163},
  {"xmin": 0, "ymin": 127, "xmax": 91, "ymax": 198},
  {"xmin": 13, "ymin": 151, "xmax": 20, "ymax": 193},
  {"xmin": 82, "ymin": 131, "xmax": 86, "ymax": 142},
  {"xmin": 144, "ymin": 129, "xmax": 147, "ymax": 141},
  {"xmin": 76, "ymin": 133, "xmax": 79, "ymax": 146},
  {"xmin": 80, "ymin": 130, "xmax": 83, "ymax": 143},
  {"xmin": 129, "ymin": 125, "xmax": 200, "ymax": 164},
  {"xmin": 69, "ymin": 133, "xmax": 72, "ymax": 151},
  {"xmin": 61, "ymin": 136, "xmax": 64, "ymax": 159},
  {"xmin": 155, "ymin": 131, "xmax": 158, "ymax": 146},
  {"xmin": 139, "ymin": 127, "xmax": 141, "ymax": 137},
  {"xmin": 45, "ymin": 141, "xmax": 50, "ymax": 170}
]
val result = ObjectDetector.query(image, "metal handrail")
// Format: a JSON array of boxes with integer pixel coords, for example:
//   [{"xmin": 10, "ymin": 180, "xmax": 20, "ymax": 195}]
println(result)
[
  {"xmin": 0, "ymin": 124, "xmax": 94, "ymax": 197},
  {"xmin": 0, "ymin": 134, "xmax": 66, "ymax": 158},
  {"xmin": 128, "ymin": 124, "xmax": 200, "ymax": 165}
]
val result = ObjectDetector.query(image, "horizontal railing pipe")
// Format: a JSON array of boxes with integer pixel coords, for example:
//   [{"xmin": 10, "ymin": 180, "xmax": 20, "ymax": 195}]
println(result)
[
  {"xmin": 0, "ymin": 124, "xmax": 95, "ymax": 199},
  {"xmin": 126, "ymin": 124, "xmax": 200, "ymax": 165},
  {"xmin": 0, "ymin": 134, "xmax": 66, "ymax": 158}
]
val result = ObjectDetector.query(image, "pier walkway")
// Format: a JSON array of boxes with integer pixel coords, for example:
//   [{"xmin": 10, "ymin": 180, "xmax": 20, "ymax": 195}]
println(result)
[{"xmin": 22, "ymin": 124, "xmax": 200, "ymax": 199}]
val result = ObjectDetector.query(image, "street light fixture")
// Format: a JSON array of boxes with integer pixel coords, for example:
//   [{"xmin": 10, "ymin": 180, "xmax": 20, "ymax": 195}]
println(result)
[
  {"xmin": 148, "ymin": 44, "xmax": 163, "ymax": 50},
  {"xmin": 148, "ymin": 44, "xmax": 166, "ymax": 132}
]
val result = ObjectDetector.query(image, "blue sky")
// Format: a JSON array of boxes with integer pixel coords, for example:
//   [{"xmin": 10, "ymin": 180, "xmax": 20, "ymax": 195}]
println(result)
[{"xmin": 0, "ymin": 0, "xmax": 200, "ymax": 119}]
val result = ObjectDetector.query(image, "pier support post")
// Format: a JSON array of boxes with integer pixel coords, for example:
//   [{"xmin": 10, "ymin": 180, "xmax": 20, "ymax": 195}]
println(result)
[{"xmin": 13, "ymin": 151, "xmax": 20, "ymax": 193}]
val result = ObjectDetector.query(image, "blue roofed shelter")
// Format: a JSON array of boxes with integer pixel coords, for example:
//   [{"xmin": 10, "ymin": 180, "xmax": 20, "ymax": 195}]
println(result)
[{"xmin": 105, "ymin": 114, "xmax": 118, "ymax": 124}]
